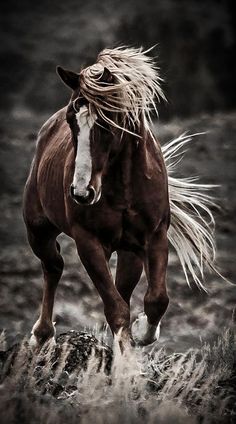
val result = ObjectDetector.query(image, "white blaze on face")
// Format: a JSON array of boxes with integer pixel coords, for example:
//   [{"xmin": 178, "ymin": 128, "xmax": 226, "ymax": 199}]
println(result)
[{"xmin": 72, "ymin": 105, "xmax": 97, "ymax": 196}]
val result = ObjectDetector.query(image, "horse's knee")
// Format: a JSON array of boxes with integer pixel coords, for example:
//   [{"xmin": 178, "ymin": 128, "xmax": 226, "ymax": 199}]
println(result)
[
  {"xmin": 27, "ymin": 229, "xmax": 64, "ymax": 278},
  {"xmin": 144, "ymin": 291, "xmax": 169, "ymax": 325}
]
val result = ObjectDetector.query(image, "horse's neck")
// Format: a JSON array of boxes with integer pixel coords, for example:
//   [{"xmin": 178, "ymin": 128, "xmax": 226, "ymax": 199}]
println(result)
[
  {"xmin": 120, "ymin": 127, "xmax": 153, "ymax": 178},
  {"xmin": 106, "ymin": 129, "xmax": 152, "ymax": 206},
  {"xmin": 119, "ymin": 136, "xmax": 133, "ymax": 204}
]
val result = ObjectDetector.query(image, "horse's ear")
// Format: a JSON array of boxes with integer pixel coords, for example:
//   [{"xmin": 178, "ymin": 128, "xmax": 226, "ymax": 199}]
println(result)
[
  {"xmin": 99, "ymin": 67, "xmax": 113, "ymax": 84},
  {"xmin": 56, "ymin": 66, "xmax": 79, "ymax": 90}
]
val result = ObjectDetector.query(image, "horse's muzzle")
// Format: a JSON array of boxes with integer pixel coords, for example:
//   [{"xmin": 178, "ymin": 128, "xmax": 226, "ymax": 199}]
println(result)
[{"xmin": 70, "ymin": 184, "xmax": 96, "ymax": 205}]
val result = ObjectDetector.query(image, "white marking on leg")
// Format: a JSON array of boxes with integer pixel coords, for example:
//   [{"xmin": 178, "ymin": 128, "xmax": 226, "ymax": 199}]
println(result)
[
  {"xmin": 131, "ymin": 312, "xmax": 160, "ymax": 346},
  {"xmin": 29, "ymin": 319, "xmax": 56, "ymax": 348},
  {"xmin": 72, "ymin": 105, "xmax": 97, "ymax": 196}
]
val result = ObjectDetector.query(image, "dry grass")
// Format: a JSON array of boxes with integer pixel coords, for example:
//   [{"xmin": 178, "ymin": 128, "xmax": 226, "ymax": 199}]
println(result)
[{"xmin": 0, "ymin": 325, "xmax": 235, "ymax": 424}]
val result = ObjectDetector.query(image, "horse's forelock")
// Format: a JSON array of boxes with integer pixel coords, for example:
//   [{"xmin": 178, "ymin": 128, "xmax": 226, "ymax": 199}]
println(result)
[{"xmin": 79, "ymin": 46, "xmax": 166, "ymax": 137}]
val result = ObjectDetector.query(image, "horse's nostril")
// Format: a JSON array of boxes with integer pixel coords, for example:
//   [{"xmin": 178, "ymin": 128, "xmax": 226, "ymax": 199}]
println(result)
[
  {"xmin": 70, "ymin": 185, "xmax": 96, "ymax": 205},
  {"xmin": 87, "ymin": 186, "xmax": 96, "ymax": 202}
]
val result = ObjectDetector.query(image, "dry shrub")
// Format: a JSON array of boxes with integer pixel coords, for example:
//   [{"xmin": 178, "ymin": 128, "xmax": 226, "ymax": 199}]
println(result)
[{"xmin": 0, "ymin": 327, "xmax": 235, "ymax": 424}]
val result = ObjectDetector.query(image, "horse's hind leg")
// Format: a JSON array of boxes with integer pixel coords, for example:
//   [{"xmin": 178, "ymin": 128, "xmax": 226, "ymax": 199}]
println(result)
[
  {"xmin": 26, "ymin": 220, "xmax": 64, "ymax": 346},
  {"xmin": 115, "ymin": 250, "xmax": 143, "ymax": 305},
  {"xmin": 132, "ymin": 224, "xmax": 169, "ymax": 345}
]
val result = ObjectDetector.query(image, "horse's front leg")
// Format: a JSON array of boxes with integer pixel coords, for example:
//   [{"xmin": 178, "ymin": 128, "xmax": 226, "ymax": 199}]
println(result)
[
  {"xmin": 73, "ymin": 226, "xmax": 131, "ymax": 349},
  {"xmin": 132, "ymin": 223, "xmax": 169, "ymax": 346}
]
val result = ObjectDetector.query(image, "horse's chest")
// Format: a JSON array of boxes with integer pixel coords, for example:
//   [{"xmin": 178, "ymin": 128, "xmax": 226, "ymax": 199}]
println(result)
[
  {"xmin": 81, "ymin": 204, "xmax": 155, "ymax": 252},
  {"xmin": 119, "ymin": 208, "xmax": 154, "ymax": 251}
]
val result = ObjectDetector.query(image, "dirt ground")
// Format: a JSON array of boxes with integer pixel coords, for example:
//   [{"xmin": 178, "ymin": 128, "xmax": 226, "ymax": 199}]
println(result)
[{"xmin": 0, "ymin": 109, "xmax": 235, "ymax": 351}]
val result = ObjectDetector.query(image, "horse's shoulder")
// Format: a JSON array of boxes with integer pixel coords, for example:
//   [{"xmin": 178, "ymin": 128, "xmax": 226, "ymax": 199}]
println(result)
[{"xmin": 37, "ymin": 107, "xmax": 67, "ymax": 146}]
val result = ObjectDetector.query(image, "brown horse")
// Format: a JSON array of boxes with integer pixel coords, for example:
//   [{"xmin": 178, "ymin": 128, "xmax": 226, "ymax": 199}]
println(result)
[{"xmin": 23, "ymin": 47, "xmax": 217, "ymax": 348}]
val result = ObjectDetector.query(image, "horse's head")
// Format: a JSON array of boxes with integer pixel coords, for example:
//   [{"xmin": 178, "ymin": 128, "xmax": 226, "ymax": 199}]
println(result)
[
  {"xmin": 57, "ymin": 49, "xmax": 165, "ymax": 205},
  {"xmin": 57, "ymin": 66, "xmax": 114, "ymax": 205}
]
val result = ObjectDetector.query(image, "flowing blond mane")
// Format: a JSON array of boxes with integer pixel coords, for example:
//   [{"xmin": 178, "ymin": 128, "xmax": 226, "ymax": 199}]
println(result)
[{"xmin": 79, "ymin": 46, "xmax": 166, "ymax": 134}]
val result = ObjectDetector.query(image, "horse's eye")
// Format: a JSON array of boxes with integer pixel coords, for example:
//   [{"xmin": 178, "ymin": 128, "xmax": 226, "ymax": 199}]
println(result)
[{"xmin": 73, "ymin": 96, "xmax": 87, "ymax": 113}]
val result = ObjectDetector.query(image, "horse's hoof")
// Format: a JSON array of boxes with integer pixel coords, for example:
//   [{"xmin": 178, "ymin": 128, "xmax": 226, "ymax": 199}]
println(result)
[
  {"xmin": 28, "ymin": 334, "xmax": 56, "ymax": 351},
  {"xmin": 131, "ymin": 312, "xmax": 160, "ymax": 346},
  {"xmin": 113, "ymin": 328, "xmax": 134, "ymax": 354},
  {"xmin": 28, "ymin": 333, "xmax": 39, "ymax": 349},
  {"xmin": 29, "ymin": 320, "xmax": 56, "ymax": 350}
]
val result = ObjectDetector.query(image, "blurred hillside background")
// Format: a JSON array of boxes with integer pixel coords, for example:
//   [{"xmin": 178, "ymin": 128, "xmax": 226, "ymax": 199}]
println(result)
[
  {"xmin": 0, "ymin": 0, "xmax": 235, "ymax": 350},
  {"xmin": 1, "ymin": 0, "xmax": 236, "ymax": 118}
]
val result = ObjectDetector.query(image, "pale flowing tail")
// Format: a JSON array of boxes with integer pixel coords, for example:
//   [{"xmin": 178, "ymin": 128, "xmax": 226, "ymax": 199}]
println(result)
[{"xmin": 162, "ymin": 133, "xmax": 220, "ymax": 291}]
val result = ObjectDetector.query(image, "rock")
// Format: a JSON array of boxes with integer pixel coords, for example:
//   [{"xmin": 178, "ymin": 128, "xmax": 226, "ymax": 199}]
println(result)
[
  {"xmin": 52, "ymin": 330, "xmax": 112, "ymax": 374},
  {"xmin": 0, "ymin": 330, "xmax": 112, "ymax": 397}
]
